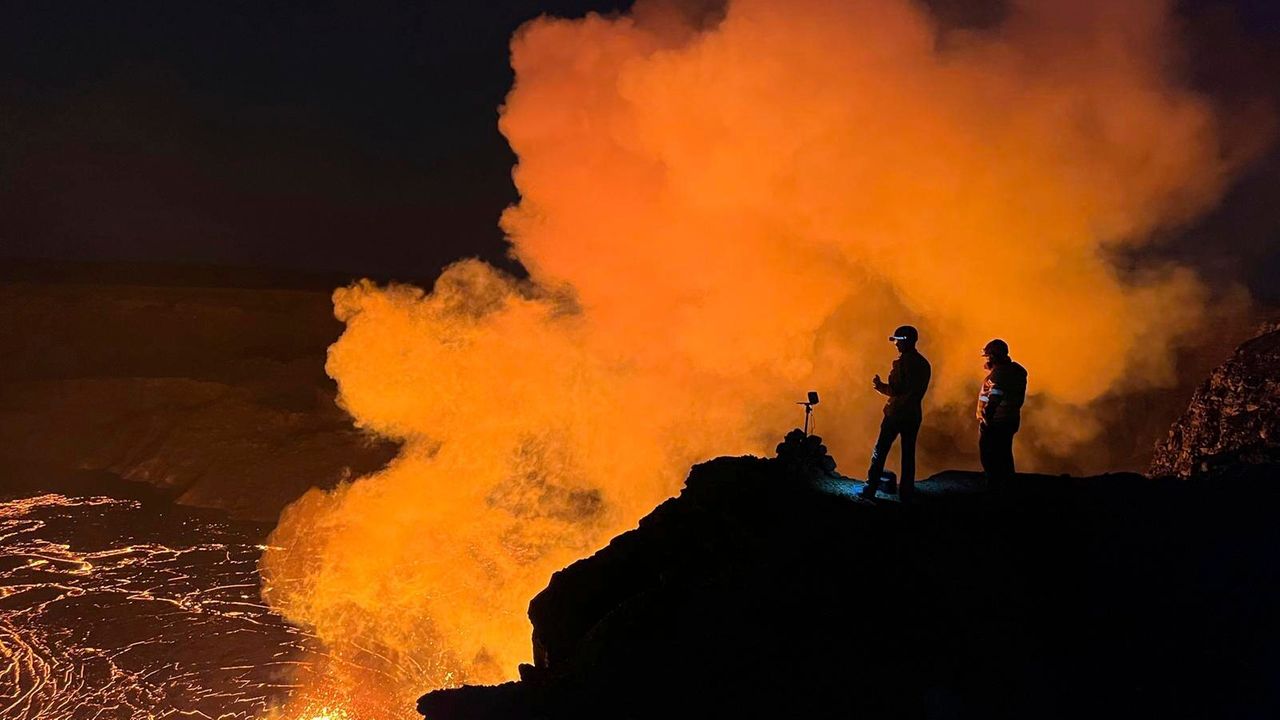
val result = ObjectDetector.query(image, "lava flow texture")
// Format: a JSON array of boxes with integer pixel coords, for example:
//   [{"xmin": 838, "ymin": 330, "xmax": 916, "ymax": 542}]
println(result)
[{"xmin": 0, "ymin": 493, "xmax": 328, "ymax": 720}]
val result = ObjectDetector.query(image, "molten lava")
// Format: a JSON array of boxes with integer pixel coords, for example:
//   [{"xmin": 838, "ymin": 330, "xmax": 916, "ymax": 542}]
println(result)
[
  {"xmin": 0, "ymin": 494, "xmax": 325, "ymax": 720},
  {"xmin": 260, "ymin": 0, "xmax": 1269, "ymax": 716}
]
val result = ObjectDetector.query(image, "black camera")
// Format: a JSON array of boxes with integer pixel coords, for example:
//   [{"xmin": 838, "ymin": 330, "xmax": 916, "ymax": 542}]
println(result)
[{"xmin": 797, "ymin": 391, "xmax": 820, "ymax": 434}]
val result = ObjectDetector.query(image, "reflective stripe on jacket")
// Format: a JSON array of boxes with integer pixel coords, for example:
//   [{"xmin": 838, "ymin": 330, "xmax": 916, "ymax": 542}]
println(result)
[{"xmin": 977, "ymin": 358, "xmax": 1027, "ymax": 423}]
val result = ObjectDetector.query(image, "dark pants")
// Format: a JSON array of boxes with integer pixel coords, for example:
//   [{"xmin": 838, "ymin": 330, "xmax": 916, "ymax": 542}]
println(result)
[
  {"xmin": 861, "ymin": 415, "xmax": 920, "ymax": 501},
  {"xmin": 979, "ymin": 418, "xmax": 1020, "ymax": 488}
]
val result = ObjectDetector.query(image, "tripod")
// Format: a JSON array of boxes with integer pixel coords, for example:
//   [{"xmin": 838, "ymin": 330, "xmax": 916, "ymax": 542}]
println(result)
[{"xmin": 796, "ymin": 391, "xmax": 820, "ymax": 435}]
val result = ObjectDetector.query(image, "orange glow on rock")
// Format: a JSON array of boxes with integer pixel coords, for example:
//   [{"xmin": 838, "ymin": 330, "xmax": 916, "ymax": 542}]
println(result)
[{"xmin": 260, "ymin": 0, "xmax": 1268, "ymax": 715}]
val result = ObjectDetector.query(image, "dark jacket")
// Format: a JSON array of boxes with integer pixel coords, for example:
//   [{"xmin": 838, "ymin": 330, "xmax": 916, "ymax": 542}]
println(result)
[
  {"xmin": 977, "ymin": 358, "xmax": 1028, "ymax": 424},
  {"xmin": 879, "ymin": 349, "xmax": 931, "ymax": 421}
]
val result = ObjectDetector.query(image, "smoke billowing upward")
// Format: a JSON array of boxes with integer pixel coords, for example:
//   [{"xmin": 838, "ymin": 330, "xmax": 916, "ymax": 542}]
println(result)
[{"xmin": 260, "ymin": 0, "xmax": 1270, "ymax": 715}]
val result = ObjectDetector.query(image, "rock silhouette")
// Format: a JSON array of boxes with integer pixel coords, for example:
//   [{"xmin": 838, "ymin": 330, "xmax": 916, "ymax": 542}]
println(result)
[
  {"xmin": 773, "ymin": 428, "xmax": 838, "ymax": 480},
  {"xmin": 1151, "ymin": 321, "xmax": 1280, "ymax": 478},
  {"xmin": 419, "ymin": 455, "xmax": 1280, "ymax": 719}
]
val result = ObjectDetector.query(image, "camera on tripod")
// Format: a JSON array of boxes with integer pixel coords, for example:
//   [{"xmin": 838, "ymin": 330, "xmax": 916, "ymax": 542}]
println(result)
[{"xmin": 797, "ymin": 391, "xmax": 819, "ymax": 435}]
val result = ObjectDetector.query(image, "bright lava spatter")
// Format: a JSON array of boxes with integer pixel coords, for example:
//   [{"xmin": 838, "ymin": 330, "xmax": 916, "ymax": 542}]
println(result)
[{"xmin": 0, "ymin": 493, "xmax": 336, "ymax": 719}]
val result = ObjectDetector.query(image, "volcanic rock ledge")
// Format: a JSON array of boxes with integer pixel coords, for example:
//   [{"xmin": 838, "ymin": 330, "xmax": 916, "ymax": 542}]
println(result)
[
  {"xmin": 419, "ymin": 454, "xmax": 1280, "ymax": 720},
  {"xmin": 1151, "ymin": 321, "xmax": 1280, "ymax": 478}
]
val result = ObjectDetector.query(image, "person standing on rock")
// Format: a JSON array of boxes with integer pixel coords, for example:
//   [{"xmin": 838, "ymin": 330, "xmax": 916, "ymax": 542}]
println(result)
[
  {"xmin": 858, "ymin": 325, "xmax": 931, "ymax": 504},
  {"xmin": 976, "ymin": 339, "xmax": 1028, "ymax": 489}
]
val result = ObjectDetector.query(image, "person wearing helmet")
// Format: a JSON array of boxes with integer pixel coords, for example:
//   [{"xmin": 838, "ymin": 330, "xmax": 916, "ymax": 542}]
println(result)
[
  {"xmin": 976, "ymin": 338, "xmax": 1028, "ymax": 488},
  {"xmin": 858, "ymin": 325, "xmax": 931, "ymax": 503}
]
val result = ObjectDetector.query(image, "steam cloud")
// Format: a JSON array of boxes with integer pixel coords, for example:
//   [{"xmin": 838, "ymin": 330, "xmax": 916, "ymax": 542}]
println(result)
[{"xmin": 261, "ymin": 0, "xmax": 1266, "ymax": 714}]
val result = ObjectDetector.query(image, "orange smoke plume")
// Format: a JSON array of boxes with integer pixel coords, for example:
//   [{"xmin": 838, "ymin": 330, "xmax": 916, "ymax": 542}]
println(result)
[{"xmin": 261, "ymin": 0, "xmax": 1263, "ymax": 715}]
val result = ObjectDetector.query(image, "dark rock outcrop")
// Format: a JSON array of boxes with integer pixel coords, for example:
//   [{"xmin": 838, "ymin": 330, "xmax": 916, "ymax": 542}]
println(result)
[
  {"xmin": 419, "ymin": 455, "xmax": 1280, "ymax": 719},
  {"xmin": 1151, "ymin": 322, "xmax": 1280, "ymax": 478},
  {"xmin": 773, "ymin": 428, "xmax": 839, "ymax": 479}
]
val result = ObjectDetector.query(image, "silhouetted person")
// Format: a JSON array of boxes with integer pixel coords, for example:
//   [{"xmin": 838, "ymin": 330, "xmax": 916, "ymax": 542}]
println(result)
[
  {"xmin": 976, "ymin": 339, "xmax": 1027, "ymax": 489},
  {"xmin": 860, "ymin": 325, "xmax": 931, "ymax": 503}
]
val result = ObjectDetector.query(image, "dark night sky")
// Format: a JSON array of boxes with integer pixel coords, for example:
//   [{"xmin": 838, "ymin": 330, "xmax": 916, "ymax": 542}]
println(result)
[
  {"xmin": 1, "ymin": 0, "xmax": 1278, "ymax": 297},
  {"xmin": 0, "ymin": 0, "xmax": 629, "ymax": 283}
]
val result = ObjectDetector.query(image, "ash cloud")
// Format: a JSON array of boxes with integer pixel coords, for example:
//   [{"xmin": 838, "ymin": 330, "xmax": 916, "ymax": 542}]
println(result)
[{"xmin": 260, "ymin": 0, "xmax": 1272, "ymax": 714}]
